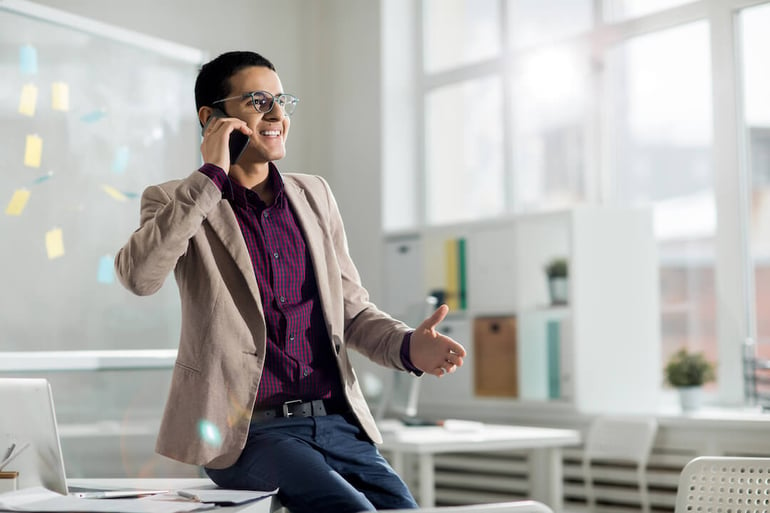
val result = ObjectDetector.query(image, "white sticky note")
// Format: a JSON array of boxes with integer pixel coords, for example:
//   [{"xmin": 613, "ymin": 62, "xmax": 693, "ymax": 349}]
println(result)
[
  {"xmin": 5, "ymin": 189, "xmax": 31, "ymax": 216},
  {"xmin": 97, "ymin": 255, "xmax": 114, "ymax": 284},
  {"xmin": 45, "ymin": 228, "xmax": 65, "ymax": 260},
  {"xmin": 51, "ymin": 82, "xmax": 70, "ymax": 111},
  {"xmin": 101, "ymin": 185, "xmax": 127, "ymax": 202},
  {"xmin": 24, "ymin": 134, "xmax": 43, "ymax": 168},
  {"xmin": 18, "ymin": 83, "xmax": 38, "ymax": 116}
]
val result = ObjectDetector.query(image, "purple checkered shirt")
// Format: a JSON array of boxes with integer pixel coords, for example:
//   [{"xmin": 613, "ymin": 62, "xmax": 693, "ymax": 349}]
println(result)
[{"xmin": 198, "ymin": 164, "xmax": 420, "ymax": 409}]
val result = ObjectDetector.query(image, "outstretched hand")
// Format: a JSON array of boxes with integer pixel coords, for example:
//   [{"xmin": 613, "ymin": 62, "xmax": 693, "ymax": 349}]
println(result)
[{"xmin": 409, "ymin": 304, "xmax": 467, "ymax": 377}]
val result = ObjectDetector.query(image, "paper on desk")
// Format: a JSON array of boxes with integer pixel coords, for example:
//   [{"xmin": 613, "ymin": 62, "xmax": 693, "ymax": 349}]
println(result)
[
  {"xmin": 178, "ymin": 487, "xmax": 278, "ymax": 505},
  {"xmin": 0, "ymin": 486, "xmax": 213, "ymax": 512}
]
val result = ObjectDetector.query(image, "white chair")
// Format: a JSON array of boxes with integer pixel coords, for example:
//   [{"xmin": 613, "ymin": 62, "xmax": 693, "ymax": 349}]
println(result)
[
  {"xmin": 378, "ymin": 500, "xmax": 554, "ymax": 512},
  {"xmin": 582, "ymin": 416, "xmax": 658, "ymax": 513},
  {"xmin": 675, "ymin": 456, "xmax": 770, "ymax": 513}
]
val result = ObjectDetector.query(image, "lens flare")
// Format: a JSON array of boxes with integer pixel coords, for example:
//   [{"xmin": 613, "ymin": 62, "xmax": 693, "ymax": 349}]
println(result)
[{"xmin": 197, "ymin": 419, "xmax": 222, "ymax": 447}]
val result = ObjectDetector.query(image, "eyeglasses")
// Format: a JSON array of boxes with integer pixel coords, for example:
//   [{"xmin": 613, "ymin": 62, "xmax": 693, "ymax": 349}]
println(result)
[{"xmin": 212, "ymin": 90, "xmax": 300, "ymax": 117}]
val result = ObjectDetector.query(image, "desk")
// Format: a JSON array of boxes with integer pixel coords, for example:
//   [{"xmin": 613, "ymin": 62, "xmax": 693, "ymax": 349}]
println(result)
[
  {"xmin": 378, "ymin": 424, "xmax": 580, "ymax": 511},
  {"xmin": 67, "ymin": 478, "xmax": 278, "ymax": 513}
]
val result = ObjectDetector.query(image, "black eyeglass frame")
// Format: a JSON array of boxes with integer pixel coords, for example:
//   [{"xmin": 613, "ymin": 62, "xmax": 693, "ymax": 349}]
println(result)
[{"xmin": 211, "ymin": 90, "xmax": 299, "ymax": 117}]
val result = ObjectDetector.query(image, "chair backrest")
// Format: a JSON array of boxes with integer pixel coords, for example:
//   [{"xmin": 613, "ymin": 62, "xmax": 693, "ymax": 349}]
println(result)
[
  {"xmin": 582, "ymin": 415, "xmax": 658, "ymax": 513},
  {"xmin": 675, "ymin": 456, "xmax": 770, "ymax": 513},
  {"xmin": 378, "ymin": 500, "xmax": 554, "ymax": 513}
]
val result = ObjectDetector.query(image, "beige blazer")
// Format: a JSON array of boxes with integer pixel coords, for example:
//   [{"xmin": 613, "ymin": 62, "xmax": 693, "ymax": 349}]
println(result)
[{"xmin": 115, "ymin": 171, "xmax": 410, "ymax": 469}]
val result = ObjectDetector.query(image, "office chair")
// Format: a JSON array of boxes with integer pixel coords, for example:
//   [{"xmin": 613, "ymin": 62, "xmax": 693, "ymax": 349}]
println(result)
[
  {"xmin": 582, "ymin": 415, "xmax": 658, "ymax": 513},
  {"xmin": 377, "ymin": 500, "xmax": 554, "ymax": 513},
  {"xmin": 675, "ymin": 456, "xmax": 770, "ymax": 513}
]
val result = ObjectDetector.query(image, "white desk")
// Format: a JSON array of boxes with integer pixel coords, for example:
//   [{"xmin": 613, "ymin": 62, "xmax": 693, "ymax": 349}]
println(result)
[
  {"xmin": 67, "ymin": 478, "xmax": 278, "ymax": 513},
  {"xmin": 378, "ymin": 424, "xmax": 580, "ymax": 511}
]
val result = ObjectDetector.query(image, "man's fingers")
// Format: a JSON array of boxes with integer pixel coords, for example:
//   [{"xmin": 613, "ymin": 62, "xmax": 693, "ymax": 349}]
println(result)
[
  {"xmin": 419, "ymin": 304, "xmax": 449, "ymax": 331},
  {"xmin": 434, "ymin": 363, "xmax": 458, "ymax": 377},
  {"xmin": 447, "ymin": 341, "xmax": 467, "ymax": 358}
]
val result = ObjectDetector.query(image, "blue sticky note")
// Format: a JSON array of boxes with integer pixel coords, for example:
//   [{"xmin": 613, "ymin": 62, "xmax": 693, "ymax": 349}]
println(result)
[
  {"xmin": 19, "ymin": 45, "xmax": 38, "ymax": 75},
  {"xmin": 81, "ymin": 110, "xmax": 106, "ymax": 123},
  {"xmin": 97, "ymin": 254, "xmax": 114, "ymax": 284},
  {"xmin": 112, "ymin": 146, "xmax": 130, "ymax": 174},
  {"xmin": 32, "ymin": 171, "xmax": 54, "ymax": 185}
]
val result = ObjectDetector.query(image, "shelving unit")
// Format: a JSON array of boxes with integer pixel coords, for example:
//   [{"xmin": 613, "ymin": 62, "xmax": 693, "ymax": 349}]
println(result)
[{"xmin": 383, "ymin": 205, "xmax": 661, "ymax": 415}]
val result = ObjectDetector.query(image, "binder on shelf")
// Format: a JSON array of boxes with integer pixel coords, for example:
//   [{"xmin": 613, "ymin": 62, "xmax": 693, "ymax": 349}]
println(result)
[
  {"xmin": 443, "ymin": 237, "xmax": 467, "ymax": 311},
  {"xmin": 546, "ymin": 319, "xmax": 561, "ymax": 399},
  {"xmin": 473, "ymin": 316, "xmax": 518, "ymax": 397}
]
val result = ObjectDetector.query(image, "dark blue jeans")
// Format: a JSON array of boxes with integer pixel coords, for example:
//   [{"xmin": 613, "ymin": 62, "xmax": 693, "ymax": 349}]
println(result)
[{"xmin": 204, "ymin": 412, "xmax": 418, "ymax": 513}]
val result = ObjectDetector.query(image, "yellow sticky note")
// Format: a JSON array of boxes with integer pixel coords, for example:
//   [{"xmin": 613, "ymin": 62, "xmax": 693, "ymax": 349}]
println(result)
[
  {"xmin": 46, "ymin": 228, "xmax": 65, "ymax": 260},
  {"xmin": 5, "ymin": 189, "xmax": 31, "ymax": 216},
  {"xmin": 24, "ymin": 134, "xmax": 42, "ymax": 168},
  {"xmin": 101, "ymin": 185, "xmax": 127, "ymax": 202},
  {"xmin": 51, "ymin": 82, "xmax": 70, "ymax": 111},
  {"xmin": 18, "ymin": 83, "xmax": 38, "ymax": 116}
]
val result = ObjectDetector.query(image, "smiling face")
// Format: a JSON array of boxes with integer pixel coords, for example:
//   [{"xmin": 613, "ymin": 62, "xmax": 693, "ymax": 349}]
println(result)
[{"xmin": 221, "ymin": 65, "xmax": 291, "ymax": 165}]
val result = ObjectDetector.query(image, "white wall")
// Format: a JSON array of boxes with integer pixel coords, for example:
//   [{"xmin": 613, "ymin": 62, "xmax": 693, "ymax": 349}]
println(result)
[{"xmin": 32, "ymin": 0, "xmax": 386, "ymax": 303}]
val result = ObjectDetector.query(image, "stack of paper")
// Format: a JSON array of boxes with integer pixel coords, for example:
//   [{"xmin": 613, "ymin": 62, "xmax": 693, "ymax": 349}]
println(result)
[{"xmin": 0, "ymin": 486, "xmax": 276, "ymax": 512}]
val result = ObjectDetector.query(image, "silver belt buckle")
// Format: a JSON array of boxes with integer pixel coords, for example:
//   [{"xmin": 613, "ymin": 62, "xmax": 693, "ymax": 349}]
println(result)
[{"xmin": 282, "ymin": 399, "xmax": 304, "ymax": 418}]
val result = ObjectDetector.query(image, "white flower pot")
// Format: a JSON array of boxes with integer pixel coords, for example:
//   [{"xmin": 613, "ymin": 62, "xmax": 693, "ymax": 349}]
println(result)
[
  {"xmin": 678, "ymin": 386, "xmax": 703, "ymax": 412},
  {"xmin": 548, "ymin": 277, "xmax": 568, "ymax": 305}
]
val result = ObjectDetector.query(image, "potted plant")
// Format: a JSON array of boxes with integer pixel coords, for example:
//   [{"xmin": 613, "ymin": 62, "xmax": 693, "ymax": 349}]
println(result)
[
  {"xmin": 664, "ymin": 348, "xmax": 716, "ymax": 412},
  {"xmin": 544, "ymin": 257, "xmax": 568, "ymax": 305}
]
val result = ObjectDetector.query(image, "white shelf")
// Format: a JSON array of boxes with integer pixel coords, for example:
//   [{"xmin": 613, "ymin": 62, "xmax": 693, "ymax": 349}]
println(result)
[
  {"xmin": 385, "ymin": 205, "xmax": 661, "ymax": 415},
  {"xmin": 0, "ymin": 350, "xmax": 177, "ymax": 372}
]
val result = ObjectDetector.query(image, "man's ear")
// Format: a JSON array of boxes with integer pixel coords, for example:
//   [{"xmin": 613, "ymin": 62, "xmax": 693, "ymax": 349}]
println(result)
[{"xmin": 198, "ymin": 106, "xmax": 214, "ymax": 128}]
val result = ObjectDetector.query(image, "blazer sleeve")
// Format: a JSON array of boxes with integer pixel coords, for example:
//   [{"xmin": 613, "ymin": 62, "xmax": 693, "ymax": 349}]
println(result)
[
  {"xmin": 314, "ymin": 175, "xmax": 411, "ymax": 370},
  {"xmin": 114, "ymin": 171, "xmax": 222, "ymax": 296}
]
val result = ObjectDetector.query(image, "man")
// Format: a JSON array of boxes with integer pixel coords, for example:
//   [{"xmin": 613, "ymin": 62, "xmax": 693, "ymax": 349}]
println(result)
[{"xmin": 114, "ymin": 51, "xmax": 465, "ymax": 513}]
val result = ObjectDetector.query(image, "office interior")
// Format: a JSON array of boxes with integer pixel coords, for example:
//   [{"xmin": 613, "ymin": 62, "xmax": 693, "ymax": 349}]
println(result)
[{"xmin": 1, "ymin": 0, "xmax": 769, "ymax": 511}]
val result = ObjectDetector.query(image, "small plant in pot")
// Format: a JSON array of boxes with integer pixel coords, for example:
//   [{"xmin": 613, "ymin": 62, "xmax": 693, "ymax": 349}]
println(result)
[
  {"xmin": 544, "ymin": 257, "xmax": 568, "ymax": 305},
  {"xmin": 664, "ymin": 348, "xmax": 716, "ymax": 412}
]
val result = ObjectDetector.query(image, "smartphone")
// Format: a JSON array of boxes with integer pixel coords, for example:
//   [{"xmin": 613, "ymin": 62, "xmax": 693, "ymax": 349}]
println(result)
[{"xmin": 202, "ymin": 108, "xmax": 250, "ymax": 165}]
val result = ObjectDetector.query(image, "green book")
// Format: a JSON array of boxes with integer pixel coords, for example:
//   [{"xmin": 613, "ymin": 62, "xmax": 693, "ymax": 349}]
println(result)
[
  {"xmin": 458, "ymin": 238, "xmax": 467, "ymax": 310},
  {"xmin": 546, "ymin": 320, "xmax": 561, "ymax": 399}
]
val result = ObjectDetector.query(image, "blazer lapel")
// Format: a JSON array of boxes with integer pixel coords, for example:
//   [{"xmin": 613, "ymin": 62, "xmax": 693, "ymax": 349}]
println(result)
[
  {"xmin": 283, "ymin": 179, "xmax": 335, "ymax": 332},
  {"xmin": 206, "ymin": 200, "xmax": 264, "ymax": 316}
]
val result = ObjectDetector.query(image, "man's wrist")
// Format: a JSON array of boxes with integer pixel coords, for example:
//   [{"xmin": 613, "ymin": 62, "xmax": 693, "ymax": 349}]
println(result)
[
  {"xmin": 400, "ymin": 331, "xmax": 423, "ymax": 376},
  {"xmin": 198, "ymin": 163, "xmax": 228, "ymax": 192}
]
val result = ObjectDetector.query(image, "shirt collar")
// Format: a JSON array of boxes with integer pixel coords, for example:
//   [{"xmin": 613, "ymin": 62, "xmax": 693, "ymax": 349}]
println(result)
[{"xmin": 227, "ymin": 162, "xmax": 286, "ymax": 210}]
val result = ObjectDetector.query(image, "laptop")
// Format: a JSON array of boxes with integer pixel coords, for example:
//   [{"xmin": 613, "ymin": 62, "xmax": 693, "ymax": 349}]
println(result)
[{"xmin": 0, "ymin": 378, "xmax": 166, "ymax": 498}]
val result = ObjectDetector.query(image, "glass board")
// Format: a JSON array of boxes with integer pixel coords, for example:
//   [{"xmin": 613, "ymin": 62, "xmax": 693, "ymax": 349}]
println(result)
[{"xmin": 0, "ymin": 0, "xmax": 204, "ymax": 352}]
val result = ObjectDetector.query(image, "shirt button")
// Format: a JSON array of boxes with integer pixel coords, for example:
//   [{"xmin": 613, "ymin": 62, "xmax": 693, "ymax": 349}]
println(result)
[
  {"xmin": 303, "ymin": 370, "xmax": 309, "ymax": 377},
  {"xmin": 273, "ymin": 252, "xmax": 279, "ymax": 259},
  {"xmin": 280, "ymin": 296, "xmax": 286, "ymax": 303},
  {"xmin": 289, "ymin": 335, "xmax": 295, "ymax": 341},
  {"xmin": 263, "ymin": 212, "xmax": 269, "ymax": 219}
]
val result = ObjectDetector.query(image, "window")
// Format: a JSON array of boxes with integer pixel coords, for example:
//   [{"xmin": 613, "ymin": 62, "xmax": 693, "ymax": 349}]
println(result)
[
  {"xmin": 382, "ymin": 0, "xmax": 770, "ymax": 407},
  {"xmin": 422, "ymin": 0, "xmax": 500, "ymax": 73},
  {"xmin": 425, "ymin": 76, "xmax": 504, "ymax": 224},
  {"xmin": 603, "ymin": 0, "xmax": 697, "ymax": 22},
  {"xmin": 507, "ymin": 0, "xmax": 593, "ymax": 49},
  {"xmin": 605, "ymin": 21, "xmax": 717, "ymax": 376},
  {"xmin": 510, "ymin": 43, "xmax": 590, "ymax": 210},
  {"xmin": 740, "ymin": 3, "xmax": 770, "ymax": 362}
]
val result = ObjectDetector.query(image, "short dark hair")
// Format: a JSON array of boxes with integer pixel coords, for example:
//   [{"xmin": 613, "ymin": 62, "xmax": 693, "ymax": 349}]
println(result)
[{"xmin": 194, "ymin": 51, "xmax": 276, "ymax": 114}]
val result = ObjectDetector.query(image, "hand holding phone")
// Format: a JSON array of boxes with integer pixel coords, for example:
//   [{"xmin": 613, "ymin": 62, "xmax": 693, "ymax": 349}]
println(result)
[{"xmin": 201, "ymin": 109, "xmax": 251, "ymax": 167}]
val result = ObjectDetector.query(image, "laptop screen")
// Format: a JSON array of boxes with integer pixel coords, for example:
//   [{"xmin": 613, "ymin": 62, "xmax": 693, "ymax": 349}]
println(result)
[{"xmin": 0, "ymin": 378, "xmax": 68, "ymax": 494}]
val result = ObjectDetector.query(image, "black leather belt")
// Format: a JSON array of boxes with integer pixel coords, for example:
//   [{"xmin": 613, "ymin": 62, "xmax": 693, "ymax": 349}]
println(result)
[{"xmin": 252, "ymin": 399, "xmax": 346, "ymax": 421}]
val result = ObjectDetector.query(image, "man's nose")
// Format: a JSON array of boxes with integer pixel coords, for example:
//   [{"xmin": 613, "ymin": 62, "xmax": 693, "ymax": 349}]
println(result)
[{"xmin": 264, "ymin": 102, "xmax": 286, "ymax": 121}]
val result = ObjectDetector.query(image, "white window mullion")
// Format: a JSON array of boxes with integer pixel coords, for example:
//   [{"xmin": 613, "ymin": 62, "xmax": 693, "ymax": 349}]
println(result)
[{"xmin": 709, "ymin": 0, "xmax": 753, "ymax": 406}]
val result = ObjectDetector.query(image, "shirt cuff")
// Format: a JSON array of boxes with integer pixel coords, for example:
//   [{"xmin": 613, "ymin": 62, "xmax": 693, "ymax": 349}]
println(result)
[
  {"xmin": 198, "ymin": 163, "xmax": 228, "ymax": 193},
  {"xmin": 400, "ymin": 331, "xmax": 423, "ymax": 376}
]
